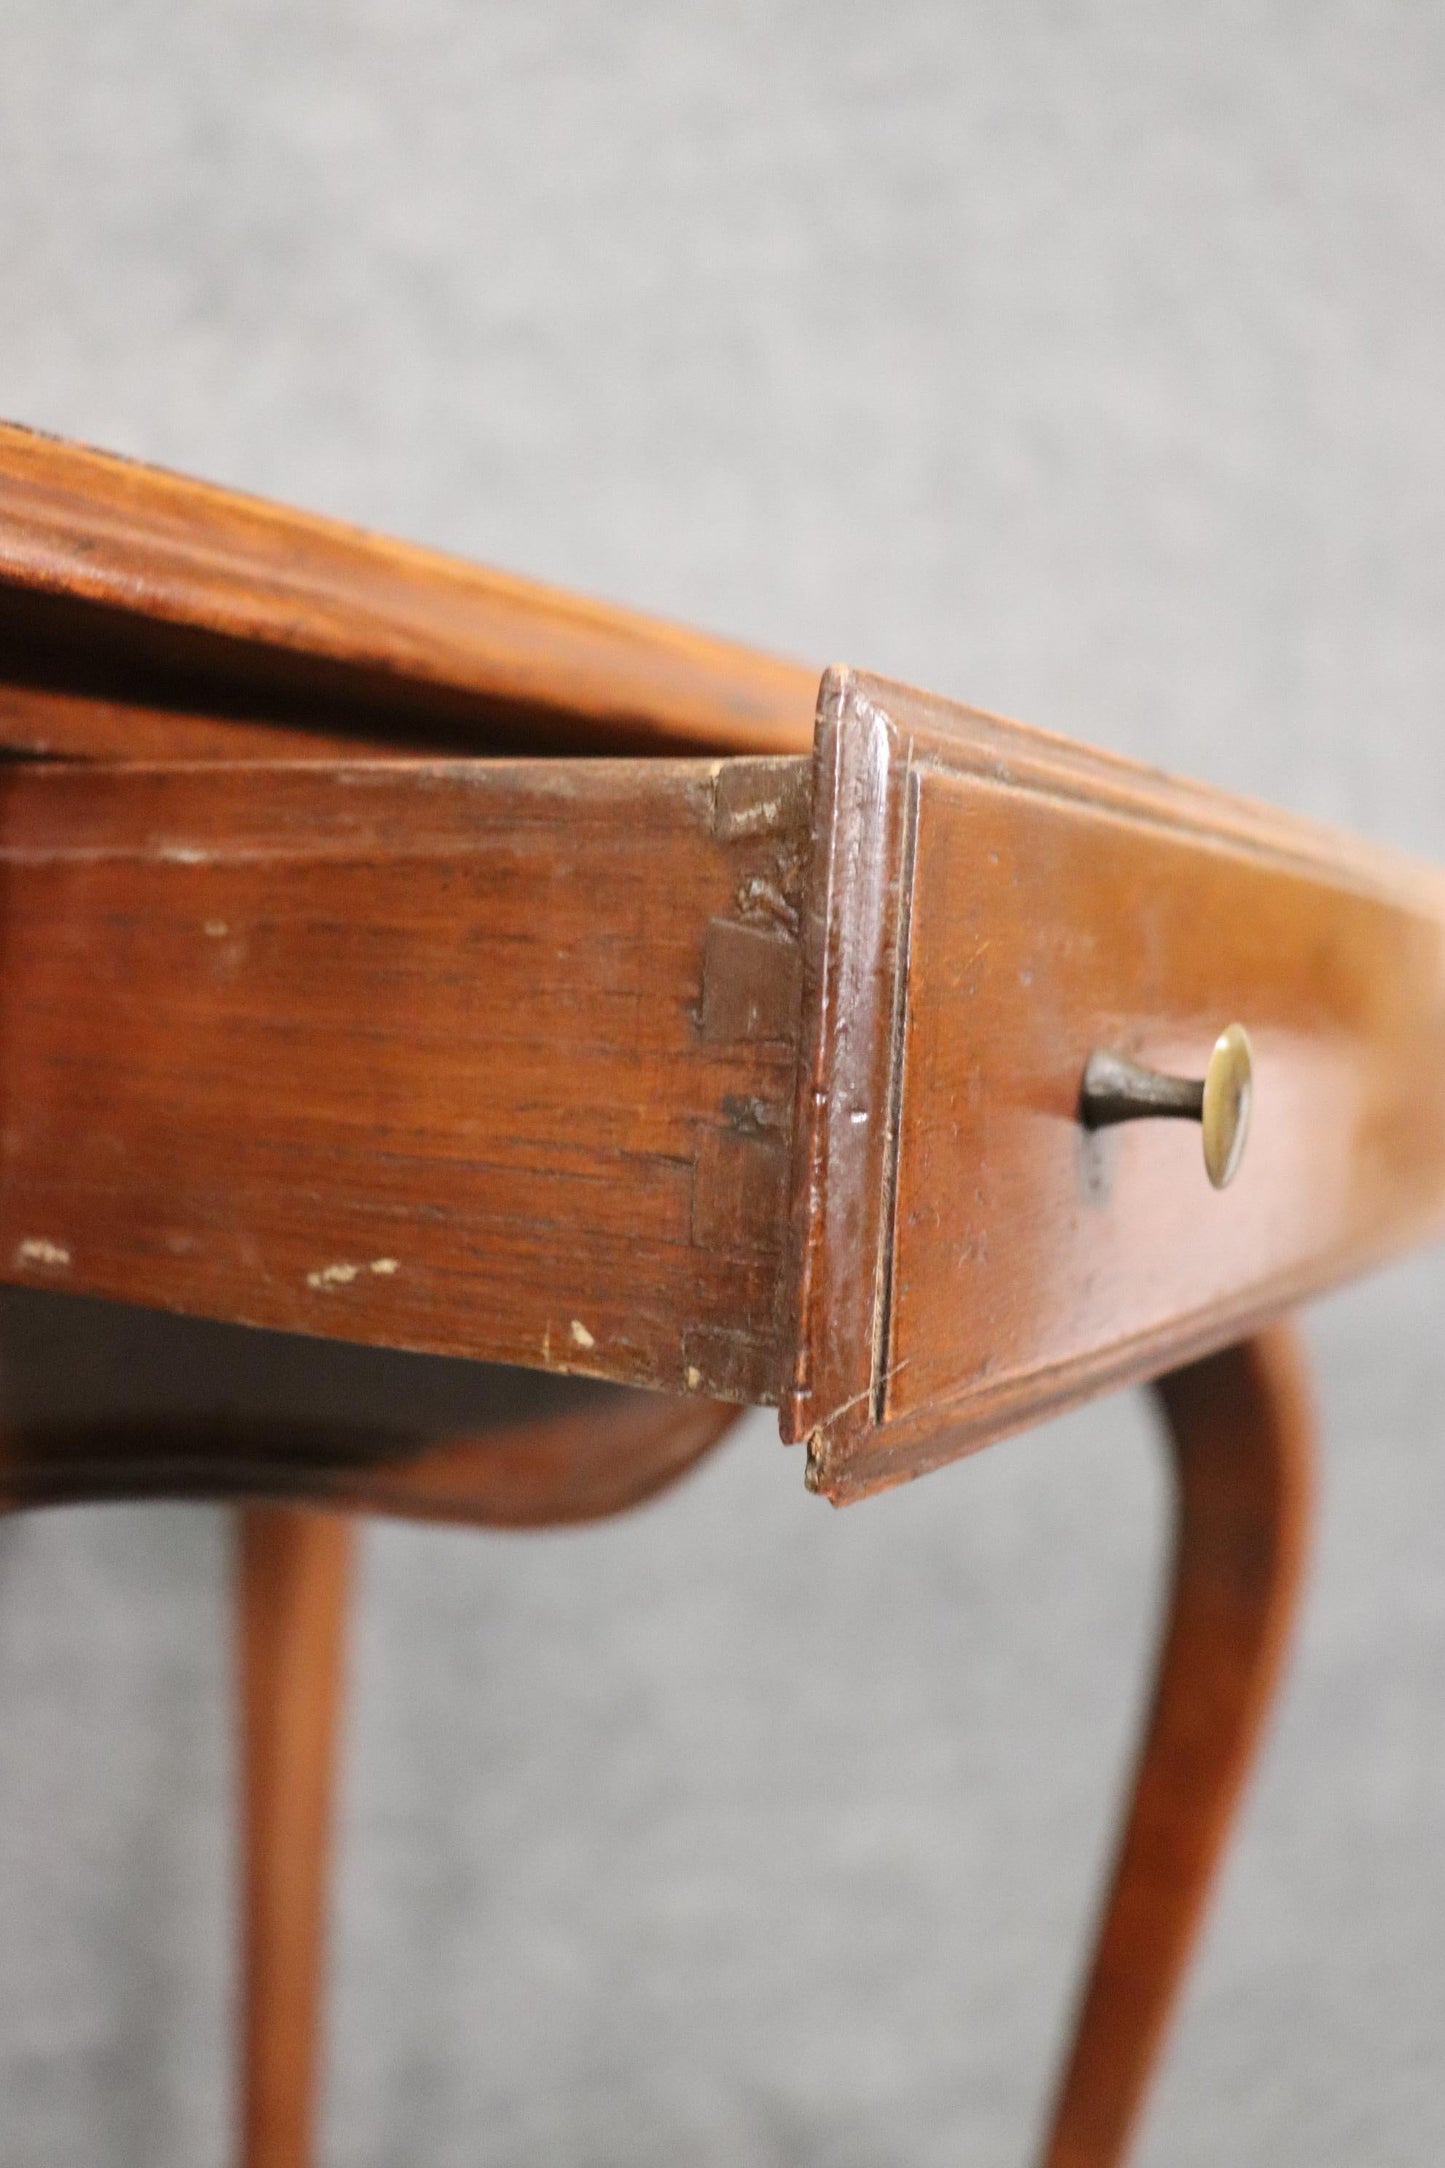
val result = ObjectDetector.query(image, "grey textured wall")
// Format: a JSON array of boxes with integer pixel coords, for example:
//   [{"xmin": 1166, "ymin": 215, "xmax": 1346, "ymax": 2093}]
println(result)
[{"xmin": 3, "ymin": 6, "xmax": 1445, "ymax": 2162}]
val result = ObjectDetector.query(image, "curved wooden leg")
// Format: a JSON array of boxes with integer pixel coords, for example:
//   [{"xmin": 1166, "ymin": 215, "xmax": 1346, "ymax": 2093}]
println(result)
[
  {"xmin": 1037, "ymin": 1323, "xmax": 1316, "ymax": 2168},
  {"xmin": 237, "ymin": 1504, "xmax": 354, "ymax": 2168},
  {"xmin": 225, "ymin": 1399, "xmax": 731, "ymax": 2168}
]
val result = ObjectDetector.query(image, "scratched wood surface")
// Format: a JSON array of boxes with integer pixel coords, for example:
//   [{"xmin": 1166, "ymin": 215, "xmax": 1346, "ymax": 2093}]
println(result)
[
  {"xmin": 785, "ymin": 669, "xmax": 1445, "ymax": 1500},
  {"xmin": 0, "ymin": 754, "xmax": 810, "ymax": 1405},
  {"xmin": 0, "ymin": 423, "xmax": 818, "ymax": 759}
]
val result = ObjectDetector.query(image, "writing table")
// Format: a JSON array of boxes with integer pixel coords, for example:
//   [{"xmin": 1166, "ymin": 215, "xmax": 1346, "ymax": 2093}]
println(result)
[{"xmin": 1, "ymin": 422, "xmax": 1440, "ymax": 2165}]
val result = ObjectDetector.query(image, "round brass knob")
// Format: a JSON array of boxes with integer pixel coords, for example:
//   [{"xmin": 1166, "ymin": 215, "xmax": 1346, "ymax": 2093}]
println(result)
[
  {"xmin": 1200, "ymin": 1023, "xmax": 1253, "ymax": 1188},
  {"xmin": 1079, "ymin": 1023, "xmax": 1254, "ymax": 1190}
]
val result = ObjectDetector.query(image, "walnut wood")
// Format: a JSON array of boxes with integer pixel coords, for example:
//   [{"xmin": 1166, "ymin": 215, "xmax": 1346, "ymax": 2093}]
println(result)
[
  {"xmin": 1038, "ymin": 1324, "xmax": 1315, "ymax": 2168},
  {"xmin": 785, "ymin": 669, "xmax": 1445, "ymax": 1500},
  {"xmin": 3, "ymin": 686, "xmax": 1441, "ymax": 1500},
  {"xmin": 0, "ymin": 756, "xmax": 809, "ymax": 1405},
  {"xmin": 238, "ymin": 1503, "xmax": 353, "ymax": 2168},
  {"xmin": 0, "ymin": 423, "xmax": 818, "ymax": 759},
  {"xmin": 6, "ymin": 688, "xmax": 1445, "ymax": 1491},
  {"xmin": 0, "ymin": 426, "xmax": 1406, "ymax": 2168}
]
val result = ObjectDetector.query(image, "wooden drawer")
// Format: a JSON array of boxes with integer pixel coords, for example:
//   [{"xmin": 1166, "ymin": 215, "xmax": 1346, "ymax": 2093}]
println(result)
[
  {"xmin": 781, "ymin": 672, "xmax": 1445, "ymax": 1498},
  {"xmin": 4, "ymin": 667, "xmax": 1445, "ymax": 1502},
  {"xmin": 0, "ymin": 754, "xmax": 810, "ymax": 1407}
]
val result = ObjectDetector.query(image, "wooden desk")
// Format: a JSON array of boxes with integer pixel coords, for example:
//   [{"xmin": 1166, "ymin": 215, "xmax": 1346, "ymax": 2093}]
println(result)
[{"xmin": 2, "ymin": 422, "xmax": 1440, "ymax": 2166}]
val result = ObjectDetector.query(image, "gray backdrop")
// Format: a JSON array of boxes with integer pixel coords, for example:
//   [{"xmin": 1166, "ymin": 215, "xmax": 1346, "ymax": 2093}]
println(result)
[{"xmin": 2, "ymin": 5, "xmax": 1445, "ymax": 2162}]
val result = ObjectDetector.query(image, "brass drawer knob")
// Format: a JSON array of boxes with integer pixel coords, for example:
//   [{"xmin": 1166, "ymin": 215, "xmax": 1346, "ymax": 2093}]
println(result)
[{"xmin": 1080, "ymin": 1023, "xmax": 1254, "ymax": 1189}]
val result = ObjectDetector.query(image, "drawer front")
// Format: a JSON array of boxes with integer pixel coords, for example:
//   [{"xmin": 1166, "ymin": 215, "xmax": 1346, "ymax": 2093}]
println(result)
[
  {"xmin": 887, "ymin": 769, "xmax": 1445, "ymax": 1417},
  {"xmin": 784, "ymin": 671, "xmax": 1445, "ymax": 1500}
]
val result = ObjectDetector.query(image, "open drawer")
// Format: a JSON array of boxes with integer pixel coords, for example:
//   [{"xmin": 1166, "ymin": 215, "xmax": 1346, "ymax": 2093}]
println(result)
[{"xmin": 3, "ymin": 666, "xmax": 1444, "ymax": 1500}]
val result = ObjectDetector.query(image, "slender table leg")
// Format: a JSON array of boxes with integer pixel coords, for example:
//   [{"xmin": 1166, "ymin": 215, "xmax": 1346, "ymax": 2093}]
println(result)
[
  {"xmin": 224, "ymin": 1399, "xmax": 737, "ymax": 2168},
  {"xmin": 1037, "ymin": 1323, "xmax": 1316, "ymax": 2168},
  {"xmin": 237, "ymin": 1504, "xmax": 354, "ymax": 2168}
]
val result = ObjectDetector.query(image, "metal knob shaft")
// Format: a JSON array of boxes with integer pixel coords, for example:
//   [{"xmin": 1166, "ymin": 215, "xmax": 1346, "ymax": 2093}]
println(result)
[{"xmin": 1080, "ymin": 1023, "xmax": 1254, "ymax": 1190}]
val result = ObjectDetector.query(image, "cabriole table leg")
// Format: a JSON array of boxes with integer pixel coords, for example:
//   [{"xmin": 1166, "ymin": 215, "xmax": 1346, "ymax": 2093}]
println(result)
[
  {"xmin": 226, "ymin": 1395, "xmax": 738, "ymax": 2168},
  {"xmin": 1037, "ymin": 1324, "xmax": 1316, "ymax": 2167}
]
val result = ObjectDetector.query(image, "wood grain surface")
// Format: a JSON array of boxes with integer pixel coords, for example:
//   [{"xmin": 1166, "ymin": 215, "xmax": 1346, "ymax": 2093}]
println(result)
[
  {"xmin": 0, "ymin": 422, "xmax": 818, "ymax": 758},
  {"xmin": 8, "ymin": 686, "xmax": 1445, "ymax": 1491},
  {"xmin": 0, "ymin": 754, "xmax": 809, "ymax": 1404},
  {"xmin": 0, "ymin": 426, "xmax": 1395, "ymax": 2168},
  {"xmin": 785, "ymin": 670, "xmax": 1445, "ymax": 1499}
]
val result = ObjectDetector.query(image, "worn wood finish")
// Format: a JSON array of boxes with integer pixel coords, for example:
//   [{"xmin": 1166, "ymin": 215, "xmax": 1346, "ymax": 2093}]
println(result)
[
  {"xmin": 1039, "ymin": 1325, "xmax": 1315, "ymax": 2168},
  {"xmin": 238, "ymin": 1504, "xmax": 353, "ymax": 2168},
  {"xmin": 7, "ymin": 682, "xmax": 1445, "ymax": 1492},
  {"xmin": 785, "ymin": 669, "xmax": 1445, "ymax": 1499},
  {"xmin": 0, "ymin": 755, "xmax": 809, "ymax": 1404},
  {"xmin": 0, "ymin": 423, "xmax": 818, "ymax": 758}
]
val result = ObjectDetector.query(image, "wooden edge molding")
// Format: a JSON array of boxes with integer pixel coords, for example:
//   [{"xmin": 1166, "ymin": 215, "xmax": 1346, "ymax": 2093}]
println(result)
[
  {"xmin": 781, "ymin": 671, "xmax": 912, "ymax": 1456},
  {"xmin": 0, "ymin": 419, "xmax": 819, "ymax": 758}
]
